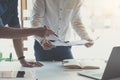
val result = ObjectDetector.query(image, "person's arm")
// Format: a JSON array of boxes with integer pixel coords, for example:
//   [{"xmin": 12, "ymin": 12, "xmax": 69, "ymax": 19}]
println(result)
[
  {"xmin": 71, "ymin": 1, "xmax": 94, "ymax": 47},
  {"xmin": 8, "ymin": 0, "xmax": 43, "ymax": 67},
  {"xmin": 0, "ymin": 27, "xmax": 54, "ymax": 38},
  {"xmin": 0, "ymin": 26, "xmax": 50, "ymax": 66},
  {"xmin": 31, "ymin": 0, "xmax": 46, "ymax": 44}
]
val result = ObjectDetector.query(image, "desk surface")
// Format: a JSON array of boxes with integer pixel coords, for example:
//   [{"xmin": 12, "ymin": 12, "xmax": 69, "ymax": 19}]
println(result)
[{"xmin": 0, "ymin": 60, "xmax": 105, "ymax": 80}]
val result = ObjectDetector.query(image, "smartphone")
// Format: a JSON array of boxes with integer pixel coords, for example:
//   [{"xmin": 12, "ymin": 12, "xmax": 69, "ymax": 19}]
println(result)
[{"xmin": 0, "ymin": 71, "xmax": 33, "ymax": 78}]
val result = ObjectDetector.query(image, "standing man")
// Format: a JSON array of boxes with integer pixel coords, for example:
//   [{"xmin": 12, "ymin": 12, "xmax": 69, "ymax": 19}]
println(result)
[
  {"xmin": 0, "ymin": 0, "xmax": 54, "ymax": 67},
  {"xmin": 31, "ymin": 0, "xmax": 94, "ymax": 61}
]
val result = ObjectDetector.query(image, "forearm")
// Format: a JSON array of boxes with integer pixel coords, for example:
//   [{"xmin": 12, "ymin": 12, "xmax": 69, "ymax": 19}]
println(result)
[
  {"xmin": 13, "ymin": 38, "xmax": 26, "ymax": 65},
  {"xmin": 13, "ymin": 38, "xmax": 23, "ymax": 58},
  {"xmin": 72, "ymin": 16, "xmax": 91, "ymax": 40},
  {"xmin": 72, "ymin": 21, "xmax": 94, "ymax": 40},
  {"xmin": 0, "ymin": 27, "xmax": 41, "ymax": 38}
]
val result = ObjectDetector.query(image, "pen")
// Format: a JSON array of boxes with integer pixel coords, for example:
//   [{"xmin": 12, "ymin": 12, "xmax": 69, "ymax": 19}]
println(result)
[
  {"xmin": 50, "ymin": 40, "xmax": 55, "ymax": 42},
  {"xmin": 53, "ymin": 33, "xmax": 58, "ymax": 37},
  {"xmin": 50, "ymin": 40, "xmax": 69, "ymax": 43},
  {"xmin": 44, "ymin": 25, "xmax": 58, "ymax": 37}
]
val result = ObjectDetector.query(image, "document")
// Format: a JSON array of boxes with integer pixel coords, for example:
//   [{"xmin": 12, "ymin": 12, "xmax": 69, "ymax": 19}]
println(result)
[
  {"xmin": 50, "ymin": 40, "xmax": 89, "ymax": 46},
  {"xmin": 47, "ymin": 35, "xmax": 89, "ymax": 46}
]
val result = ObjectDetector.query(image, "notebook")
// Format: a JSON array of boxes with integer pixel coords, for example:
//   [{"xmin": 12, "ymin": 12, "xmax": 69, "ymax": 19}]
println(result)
[
  {"xmin": 62, "ymin": 59, "xmax": 100, "ymax": 69},
  {"xmin": 78, "ymin": 46, "xmax": 120, "ymax": 80}
]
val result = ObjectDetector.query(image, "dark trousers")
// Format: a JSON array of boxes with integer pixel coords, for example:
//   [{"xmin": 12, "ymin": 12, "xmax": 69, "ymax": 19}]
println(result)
[{"xmin": 34, "ymin": 40, "xmax": 73, "ymax": 61}]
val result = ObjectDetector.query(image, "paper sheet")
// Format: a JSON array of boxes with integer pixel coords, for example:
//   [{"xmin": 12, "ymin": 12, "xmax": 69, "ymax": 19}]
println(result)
[
  {"xmin": 51, "ymin": 40, "xmax": 89, "ymax": 46},
  {"xmin": 46, "ymin": 35, "xmax": 89, "ymax": 46}
]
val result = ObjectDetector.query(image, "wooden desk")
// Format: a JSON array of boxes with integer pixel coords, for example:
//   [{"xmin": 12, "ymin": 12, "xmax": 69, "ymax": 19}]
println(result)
[{"xmin": 0, "ymin": 61, "xmax": 105, "ymax": 80}]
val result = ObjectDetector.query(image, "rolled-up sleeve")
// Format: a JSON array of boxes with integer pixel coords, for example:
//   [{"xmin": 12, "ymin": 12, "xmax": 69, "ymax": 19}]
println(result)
[
  {"xmin": 31, "ymin": 0, "xmax": 45, "ymax": 28},
  {"xmin": 31, "ymin": 0, "xmax": 46, "ymax": 44},
  {"xmin": 71, "ymin": 0, "xmax": 93, "ymax": 40}
]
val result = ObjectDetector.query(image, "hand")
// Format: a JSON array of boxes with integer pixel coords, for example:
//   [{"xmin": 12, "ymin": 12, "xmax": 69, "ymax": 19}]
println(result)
[
  {"xmin": 41, "ymin": 39, "xmax": 55, "ymax": 50},
  {"xmin": 20, "ymin": 59, "xmax": 43, "ymax": 67},
  {"xmin": 37, "ymin": 26, "xmax": 55, "ymax": 37},
  {"xmin": 85, "ymin": 39, "xmax": 94, "ymax": 48}
]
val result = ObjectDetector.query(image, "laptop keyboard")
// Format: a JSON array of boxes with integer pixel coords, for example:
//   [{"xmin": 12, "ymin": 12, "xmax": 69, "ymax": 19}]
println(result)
[
  {"xmin": 78, "ymin": 70, "xmax": 103, "ymax": 80},
  {"xmin": 92, "ymin": 73, "xmax": 103, "ymax": 78}
]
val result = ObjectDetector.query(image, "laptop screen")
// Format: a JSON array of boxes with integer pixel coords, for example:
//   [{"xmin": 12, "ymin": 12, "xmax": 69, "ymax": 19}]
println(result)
[
  {"xmin": 78, "ymin": 46, "xmax": 120, "ymax": 80},
  {"xmin": 102, "ymin": 47, "xmax": 120, "ymax": 80}
]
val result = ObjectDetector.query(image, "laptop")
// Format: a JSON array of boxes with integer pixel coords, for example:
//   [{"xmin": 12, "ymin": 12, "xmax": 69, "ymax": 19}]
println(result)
[{"xmin": 78, "ymin": 46, "xmax": 120, "ymax": 80}]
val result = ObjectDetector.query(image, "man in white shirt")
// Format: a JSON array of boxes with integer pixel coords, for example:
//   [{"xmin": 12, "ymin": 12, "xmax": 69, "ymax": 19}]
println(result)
[{"xmin": 31, "ymin": 0, "xmax": 94, "ymax": 61}]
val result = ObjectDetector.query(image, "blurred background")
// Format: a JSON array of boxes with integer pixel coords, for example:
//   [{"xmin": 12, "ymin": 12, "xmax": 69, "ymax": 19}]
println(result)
[{"xmin": 0, "ymin": 0, "xmax": 120, "ymax": 61}]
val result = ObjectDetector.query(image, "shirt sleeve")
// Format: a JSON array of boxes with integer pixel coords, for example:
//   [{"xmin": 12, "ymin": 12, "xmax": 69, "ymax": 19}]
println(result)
[
  {"xmin": 71, "ymin": 0, "xmax": 93, "ymax": 40},
  {"xmin": 31, "ymin": 0, "xmax": 46, "ymax": 44},
  {"xmin": 31, "ymin": 0, "xmax": 45, "ymax": 27}
]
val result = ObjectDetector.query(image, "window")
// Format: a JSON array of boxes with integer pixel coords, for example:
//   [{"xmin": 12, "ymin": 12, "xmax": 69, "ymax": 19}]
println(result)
[{"xmin": 72, "ymin": 0, "xmax": 120, "ymax": 60}]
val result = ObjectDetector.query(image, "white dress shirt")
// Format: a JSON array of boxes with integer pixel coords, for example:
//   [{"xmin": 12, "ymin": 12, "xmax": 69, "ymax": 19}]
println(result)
[{"xmin": 31, "ymin": 0, "xmax": 93, "ymax": 44}]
